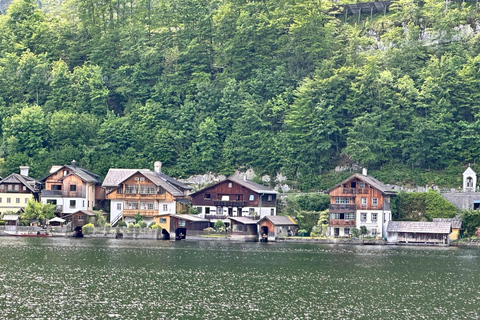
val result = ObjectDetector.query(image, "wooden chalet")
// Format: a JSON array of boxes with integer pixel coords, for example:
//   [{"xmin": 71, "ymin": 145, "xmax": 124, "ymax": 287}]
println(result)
[
  {"xmin": 63, "ymin": 210, "xmax": 99, "ymax": 231},
  {"xmin": 41, "ymin": 160, "xmax": 104, "ymax": 216},
  {"xmin": 102, "ymin": 162, "xmax": 191, "ymax": 227},
  {"xmin": 258, "ymin": 215, "xmax": 297, "ymax": 242},
  {"xmin": 0, "ymin": 166, "xmax": 41, "ymax": 216},
  {"xmin": 190, "ymin": 177, "xmax": 278, "ymax": 223},
  {"xmin": 327, "ymin": 169, "xmax": 396, "ymax": 238},
  {"xmin": 387, "ymin": 221, "xmax": 451, "ymax": 245}
]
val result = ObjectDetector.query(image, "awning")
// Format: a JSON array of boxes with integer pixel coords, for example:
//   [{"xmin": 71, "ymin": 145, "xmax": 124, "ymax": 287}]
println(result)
[
  {"xmin": 48, "ymin": 217, "xmax": 66, "ymax": 223},
  {"xmin": 474, "ymin": 200, "xmax": 480, "ymax": 204}
]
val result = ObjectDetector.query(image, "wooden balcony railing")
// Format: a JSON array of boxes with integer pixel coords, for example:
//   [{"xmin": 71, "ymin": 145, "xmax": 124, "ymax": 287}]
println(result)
[
  {"xmin": 329, "ymin": 219, "xmax": 356, "ymax": 227},
  {"xmin": 106, "ymin": 193, "xmax": 167, "ymax": 200},
  {"xmin": 329, "ymin": 204, "xmax": 356, "ymax": 212},
  {"xmin": 123, "ymin": 209, "xmax": 158, "ymax": 217},
  {"xmin": 342, "ymin": 188, "xmax": 369, "ymax": 194}
]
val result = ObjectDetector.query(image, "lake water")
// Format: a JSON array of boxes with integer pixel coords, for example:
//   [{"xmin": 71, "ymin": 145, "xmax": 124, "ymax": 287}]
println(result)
[{"xmin": 0, "ymin": 238, "xmax": 479, "ymax": 319}]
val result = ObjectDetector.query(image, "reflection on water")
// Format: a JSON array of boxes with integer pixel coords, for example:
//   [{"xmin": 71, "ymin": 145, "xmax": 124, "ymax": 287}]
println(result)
[{"xmin": 0, "ymin": 238, "xmax": 478, "ymax": 319}]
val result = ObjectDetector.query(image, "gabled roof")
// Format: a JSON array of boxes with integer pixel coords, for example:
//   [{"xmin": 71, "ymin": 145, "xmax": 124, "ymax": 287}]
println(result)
[
  {"xmin": 0, "ymin": 173, "xmax": 41, "ymax": 193},
  {"xmin": 260, "ymin": 215, "xmax": 297, "ymax": 226},
  {"xmin": 63, "ymin": 210, "xmax": 97, "ymax": 218},
  {"xmin": 432, "ymin": 216, "xmax": 462, "ymax": 229},
  {"xmin": 387, "ymin": 221, "xmax": 451, "ymax": 234},
  {"xmin": 463, "ymin": 167, "xmax": 476, "ymax": 176},
  {"xmin": 229, "ymin": 216, "xmax": 258, "ymax": 224},
  {"xmin": 45, "ymin": 164, "xmax": 100, "ymax": 184},
  {"xmin": 102, "ymin": 169, "xmax": 188, "ymax": 197},
  {"xmin": 190, "ymin": 177, "xmax": 278, "ymax": 196},
  {"xmin": 327, "ymin": 174, "xmax": 396, "ymax": 195}
]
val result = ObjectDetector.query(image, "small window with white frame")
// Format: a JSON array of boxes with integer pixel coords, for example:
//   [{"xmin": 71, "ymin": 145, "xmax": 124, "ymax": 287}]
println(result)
[
  {"xmin": 360, "ymin": 212, "xmax": 367, "ymax": 222},
  {"xmin": 361, "ymin": 197, "xmax": 367, "ymax": 206},
  {"xmin": 228, "ymin": 182, "xmax": 232, "ymax": 188},
  {"xmin": 267, "ymin": 195, "xmax": 272, "ymax": 201},
  {"xmin": 345, "ymin": 213, "xmax": 355, "ymax": 220},
  {"xmin": 335, "ymin": 197, "xmax": 350, "ymax": 204},
  {"xmin": 163, "ymin": 204, "xmax": 168, "ymax": 211},
  {"xmin": 344, "ymin": 228, "xmax": 350, "ymax": 235},
  {"xmin": 359, "ymin": 182, "xmax": 365, "ymax": 189},
  {"xmin": 249, "ymin": 195, "xmax": 254, "ymax": 201},
  {"xmin": 372, "ymin": 198, "xmax": 378, "ymax": 206},
  {"xmin": 117, "ymin": 203, "xmax": 122, "ymax": 210},
  {"xmin": 372, "ymin": 213, "xmax": 377, "ymax": 222}
]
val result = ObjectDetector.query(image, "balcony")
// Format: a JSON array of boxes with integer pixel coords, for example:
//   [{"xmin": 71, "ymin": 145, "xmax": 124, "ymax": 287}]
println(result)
[
  {"xmin": 329, "ymin": 204, "xmax": 356, "ymax": 212},
  {"xmin": 329, "ymin": 219, "xmax": 356, "ymax": 227},
  {"xmin": 41, "ymin": 190, "xmax": 85, "ymax": 198},
  {"xmin": 342, "ymin": 188, "xmax": 368, "ymax": 194},
  {"xmin": 212, "ymin": 200, "xmax": 245, "ymax": 207},
  {"xmin": 205, "ymin": 214, "xmax": 228, "ymax": 220},
  {"xmin": 123, "ymin": 209, "xmax": 158, "ymax": 217},
  {"xmin": 107, "ymin": 193, "xmax": 167, "ymax": 201}
]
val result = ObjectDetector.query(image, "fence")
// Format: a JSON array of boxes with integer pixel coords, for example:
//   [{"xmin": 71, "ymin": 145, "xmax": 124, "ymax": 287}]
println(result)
[{"xmin": 83, "ymin": 227, "xmax": 162, "ymax": 239}]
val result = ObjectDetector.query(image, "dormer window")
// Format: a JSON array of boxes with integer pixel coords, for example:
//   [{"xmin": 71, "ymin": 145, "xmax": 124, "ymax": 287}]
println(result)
[
  {"xmin": 228, "ymin": 183, "xmax": 232, "ymax": 188},
  {"xmin": 70, "ymin": 185, "xmax": 76, "ymax": 191},
  {"xmin": 359, "ymin": 182, "xmax": 365, "ymax": 189},
  {"xmin": 204, "ymin": 193, "xmax": 211, "ymax": 200},
  {"xmin": 63, "ymin": 170, "xmax": 69, "ymax": 176}
]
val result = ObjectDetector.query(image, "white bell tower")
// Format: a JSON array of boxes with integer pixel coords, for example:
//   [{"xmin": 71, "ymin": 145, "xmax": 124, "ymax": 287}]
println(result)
[{"xmin": 463, "ymin": 166, "xmax": 477, "ymax": 192}]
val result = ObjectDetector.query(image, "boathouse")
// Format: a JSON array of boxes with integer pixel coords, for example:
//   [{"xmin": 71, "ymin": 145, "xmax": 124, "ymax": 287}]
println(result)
[
  {"xmin": 432, "ymin": 216, "xmax": 462, "ymax": 240},
  {"xmin": 387, "ymin": 221, "xmax": 451, "ymax": 245},
  {"xmin": 258, "ymin": 215, "xmax": 297, "ymax": 242},
  {"xmin": 230, "ymin": 216, "xmax": 258, "ymax": 241},
  {"xmin": 169, "ymin": 214, "xmax": 209, "ymax": 240}
]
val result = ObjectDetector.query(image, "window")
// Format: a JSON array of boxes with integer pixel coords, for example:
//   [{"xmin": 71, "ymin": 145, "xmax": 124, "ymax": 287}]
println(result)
[
  {"xmin": 140, "ymin": 177, "xmax": 145, "ymax": 181},
  {"xmin": 160, "ymin": 218, "xmax": 167, "ymax": 223},
  {"xmin": 372, "ymin": 198, "xmax": 378, "ymax": 206},
  {"xmin": 361, "ymin": 212, "xmax": 367, "ymax": 222},
  {"xmin": 351, "ymin": 182, "xmax": 356, "ymax": 188},
  {"xmin": 249, "ymin": 208, "xmax": 255, "ymax": 215},
  {"xmin": 335, "ymin": 197, "xmax": 350, "ymax": 204},
  {"xmin": 361, "ymin": 197, "xmax": 367, "ymax": 206},
  {"xmin": 22, "ymin": 186, "xmax": 26, "ymax": 191},
  {"xmin": 0, "ymin": 185, "xmax": 3, "ymax": 189},
  {"xmin": 236, "ymin": 195, "xmax": 241, "ymax": 200},
  {"xmin": 70, "ymin": 185, "xmax": 76, "ymax": 191},
  {"xmin": 83, "ymin": 200, "xmax": 85, "ymax": 207},
  {"xmin": 205, "ymin": 207, "xmax": 210, "ymax": 214},
  {"xmin": 267, "ymin": 195, "xmax": 273, "ymax": 201},
  {"xmin": 25, "ymin": 198, "xmax": 28, "ymax": 203},
  {"xmin": 117, "ymin": 203, "xmax": 122, "ymax": 210},
  {"xmin": 197, "ymin": 207, "xmax": 202, "ymax": 213},
  {"xmin": 249, "ymin": 195, "xmax": 254, "ymax": 201},
  {"xmin": 134, "ymin": 177, "xmax": 139, "ymax": 181},
  {"xmin": 7, "ymin": 185, "xmax": 12, "ymax": 191},
  {"xmin": 163, "ymin": 204, "xmax": 168, "ymax": 211},
  {"xmin": 52, "ymin": 185, "xmax": 62, "ymax": 191},
  {"xmin": 204, "ymin": 193, "xmax": 211, "ymax": 200},
  {"xmin": 78, "ymin": 215, "xmax": 84, "ymax": 221},
  {"xmin": 147, "ymin": 203, "xmax": 154, "ymax": 210},
  {"xmin": 179, "ymin": 220, "xmax": 186, "ymax": 227},
  {"xmin": 47, "ymin": 200, "xmax": 57, "ymax": 205},
  {"xmin": 126, "ymin": 201, "xmax": 139, "ymax": 210},
  {"xmin": 14, "ymin": 185, "xmax": 19, "ymax": 191},
  {"xmin": 0, "ymin": 198, "xmax": 2, "ymax": 203},
  {"xmin": 271, "ymin": 208, "xmax": 274, "ymax": 215},
  {"xmin": 7, "ymin": 198, "xmax": 11, "ymax": 203},
  {"xmin": 345, "ymin": 213, "xmax": 355, "ymax": 220},
  {"xmin": 372, "ymin": 213, "xmax": 378, "ymax": 222},
  {"xmin": 16, "ymin": 198, "xmax": 20, "ymax": 203},
  {"xmin": 88, "ymin": 201, "xmax": 89, "ymax": 208},
  {"xmin": 344, "ymin": 228, "xmax": 350, "ymax": 235},
  {"xmin": 359, "ymin": 182, "xmax": 365, "ymax": 189},
  {"xmin": 371, "ymin": 228, "xmax": 377, "ymax": 235},
  {"xmin": 228, "ymin": 183, "xmax": 232, "ymax": 188},
  {"xmin": 70, "ymin": 200, "xmax": 76, "ymax": 208}
]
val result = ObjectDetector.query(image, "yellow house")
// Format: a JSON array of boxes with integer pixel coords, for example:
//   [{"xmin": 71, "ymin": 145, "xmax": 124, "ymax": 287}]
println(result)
[
  {"xmin": 433, "ymin": 216, "xmax": 462, "ymax": 240},
  {"xmin": 0, "ymin": 167, "xmax": 41, "ymax": 215}
]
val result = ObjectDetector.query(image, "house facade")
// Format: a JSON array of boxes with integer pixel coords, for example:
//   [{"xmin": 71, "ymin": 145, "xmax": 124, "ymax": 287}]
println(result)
[
  {"xmin": 0, "ymin": 166, "xmax": 41, "ymax": 215},
  {"xmin": 40, "ymin": 160, "xmax": 104, "ymax": 216},
  {"xmin": 190, "ymin": 178, "xmax": 278, "ymax": 222},
  {"xmin": 102, "ymin": 162, "xmax": 191, "ymax": 226},
  {"xmin": 327, "ymin": 169, "xmax": 396, "ymax": 238}
]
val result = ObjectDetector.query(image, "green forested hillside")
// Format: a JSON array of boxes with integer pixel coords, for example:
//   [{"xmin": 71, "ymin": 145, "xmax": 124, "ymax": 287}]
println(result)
[{"xmin": 1, "ymin": 0, "xmax": 479, "ymax": 189}]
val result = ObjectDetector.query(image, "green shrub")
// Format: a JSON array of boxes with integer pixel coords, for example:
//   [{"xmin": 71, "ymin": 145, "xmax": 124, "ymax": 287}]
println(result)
[
  {"xmin": 148, "ymin": 222, "xmax": 155, "ymax": 228},
  {"xmin": 118, "ymin": 221, "xmax": 127, "ymax": 227},
  {"xmin": 297, "ymin": 229, "xmax": 308, "ymax": 236},
  {"xmin": 151, "ymin": 224, "xmax": 161, "ymax": 230},
  {"xmin": 127, "ymin": 222, "xmax": 135, "ymax": 228},
  {"xmin": 138, "ymin": 221, "xmax": 147, "ymax": 228},
  {"xmin": 351, "ymin": 228, "xmax": 360, "ymax": 237},
  {"xmin": 134, "ymin": 223, "xmax": 141, "ymax": 228},
  {"xmin": 105, "ymin": 223, "xmax": 111, "ymax": 228},
  {"xmin": 82, "ymin": 223, "xmax": 95, "ymax": 234},
  {"xmin": 214, "ymin": 220, "xmax": 225, "ymax": 231},
  {"xmin": 360, "ymin": 226, "xmax": 367, "ymax": 235},
  {"xmin": 0, "ymin": 221, "xmax": 5, "ymax": 226}
]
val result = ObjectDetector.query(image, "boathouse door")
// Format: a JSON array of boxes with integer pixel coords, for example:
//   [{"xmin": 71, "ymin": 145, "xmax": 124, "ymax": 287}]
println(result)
[{"xmin": 334, "ymin": 228, "xmax": 339, "ymax": 237}]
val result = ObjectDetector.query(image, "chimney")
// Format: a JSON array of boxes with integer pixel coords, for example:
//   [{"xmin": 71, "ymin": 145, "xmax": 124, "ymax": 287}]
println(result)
[
  {"xmin": 154, "ymin": 161, "xmax": 162, "ymax": 173},
  {"xmin": 362, "ymin": 168, "xmax": 368, "ymax": 176},
  {"xmin": 71, "ymin": 160, "xmax": 77, "ymax": 168},
  {"xmin": 20, "ymin": 166, "xmax": 29, "ymax": 177}
]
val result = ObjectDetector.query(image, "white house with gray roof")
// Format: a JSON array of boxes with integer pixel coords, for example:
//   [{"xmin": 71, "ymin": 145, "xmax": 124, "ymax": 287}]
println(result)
[
  {"xmin": 103, "ymin": 162, "xmax": 191, "ymax": 226},
  {"xmin": 0, "ymin": 166, "xmax": 41, "ymax": 215}
]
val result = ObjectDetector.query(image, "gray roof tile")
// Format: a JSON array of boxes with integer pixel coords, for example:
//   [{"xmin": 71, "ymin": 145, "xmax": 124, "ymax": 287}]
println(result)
[{"xmin": 387, "ymin": 221, "xmax": 451, "ymax": 234}]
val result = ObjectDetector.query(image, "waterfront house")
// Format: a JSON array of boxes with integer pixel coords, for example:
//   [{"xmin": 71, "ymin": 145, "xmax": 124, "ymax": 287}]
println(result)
[
  {"xmin": 190, "ymin": 177, "xmax": 278, "ymax": 225},
  {"xmin": 432, "ymin": 216, "xmax": 462, "ymax": 240},
  {"xmin": 230, "ymin": 216, "xmax": 258, "ymax": 241},
  {"xmin": 387, "ymin": 221, "xmax": 451, "ymax": 245},
  {"xmin": 40, "ymin": 160, "xmax": 104, "ymax": 216},
  {"xmin": 3, "ymin": 215, "xmax": 20, "ymax": 229},
  {"xmin": 102, "ymin": 162, "xmax": 191, "ymax": 227},
  {"xmin": 327, "ymin": 169, "xmax": 396, "ymax": 238},
  {"xmin": 62, "ymin": 210, "xmax": 97, "ymax": 230},
  {"xmin": 257, "ymin": 215, "xmax": 297, "ymax": 242},
  {"xmin": 169, "ymin": 214, "xmax": 210, "ymax": 240},
  {"xmin": 0, "ymin": 166, "xmax": 41, "ymax": 216}
]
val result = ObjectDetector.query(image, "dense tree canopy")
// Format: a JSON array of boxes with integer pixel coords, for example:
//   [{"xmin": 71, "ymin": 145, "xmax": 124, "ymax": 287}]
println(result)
[{"xmin": 1, "ymin": 0, "xmax": 480, "ymax": 189}]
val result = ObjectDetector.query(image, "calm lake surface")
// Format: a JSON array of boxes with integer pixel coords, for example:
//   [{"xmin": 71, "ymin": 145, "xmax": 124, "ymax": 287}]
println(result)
[{"xmin": 0, "ymin": 238, "xmax": 479, "ymax": 320}]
